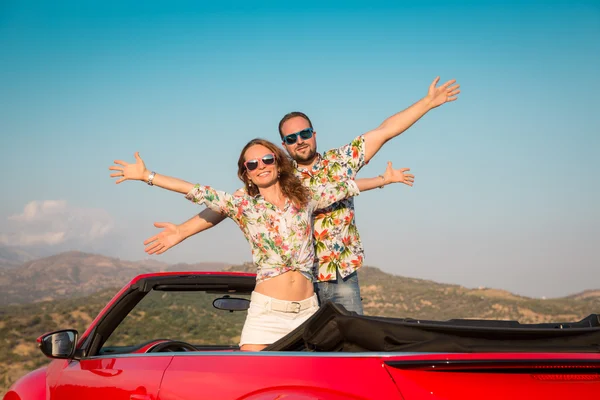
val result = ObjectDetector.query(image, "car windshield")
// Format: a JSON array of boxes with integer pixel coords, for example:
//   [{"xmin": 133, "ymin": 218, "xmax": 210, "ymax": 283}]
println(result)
[{"xmin": 101, "ymin": 290, "xmax": 250, "ymax": 353}]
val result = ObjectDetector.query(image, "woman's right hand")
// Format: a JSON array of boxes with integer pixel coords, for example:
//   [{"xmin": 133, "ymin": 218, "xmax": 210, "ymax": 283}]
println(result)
[{"xmin": 109, "ymin": 152, "xmax": 148, "ymax": 184}]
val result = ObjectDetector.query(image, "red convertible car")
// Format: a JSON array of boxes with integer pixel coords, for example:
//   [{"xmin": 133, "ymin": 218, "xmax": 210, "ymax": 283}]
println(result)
[{"xmin": 5, "ymin": 271, "xmax": 600, "ymax": 400}]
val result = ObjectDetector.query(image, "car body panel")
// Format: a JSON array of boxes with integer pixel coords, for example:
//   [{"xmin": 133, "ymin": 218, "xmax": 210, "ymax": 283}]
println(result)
[
  {"xmin": 158, "ymin": 354, "xmax": 401, "ymax": 400},
  {"xmin": 3, "ymin": 368, "xmax": 47, "ymax": 400},
  {"xmin": 382, "ymin": 352, "xmax": 600, "ymax": 399},
  {"xmin": 50, "ymin": 356, "xmax": 173, "ymax": 400},
  {"xmin": 388, "ymin": 369, "xmax": 600, "ymax": 400}
]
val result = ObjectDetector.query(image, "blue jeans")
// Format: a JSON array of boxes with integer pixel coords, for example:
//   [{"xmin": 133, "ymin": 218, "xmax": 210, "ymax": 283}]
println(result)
[{"xmin": 315, "ymin": 269, "xmax": 364, "ymax": 315}]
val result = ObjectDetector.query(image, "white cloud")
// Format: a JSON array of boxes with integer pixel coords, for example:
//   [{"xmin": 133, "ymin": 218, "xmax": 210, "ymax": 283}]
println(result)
[
  {"xmin": 8, "ymin": 200, "xmax": 66, "ymax": 222},
  {"xmin": 0, "ymin": 200, "xmax": 114, "ymax": 247}
]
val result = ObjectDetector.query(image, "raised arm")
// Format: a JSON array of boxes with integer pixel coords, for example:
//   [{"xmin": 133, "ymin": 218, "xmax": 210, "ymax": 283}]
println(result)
[
  {"xmin": 109, "ymin": 152, "xmax": 195, "ymax": 194},
  {"xmin": 355, "ymin": 161, "xmax": 414, "ymax": 191},
  {"xmin": 110, "ymin": 152, "xmax": 246, "ymax": 231},
  {"xmin": 143, "ymin": 209, "xmax": 227, "ymax": 255},
  {"xmin": 311, "ymin": 161, "xmax": 415, "ymax": 209},
  {"xmin": 363, "ymin": 77, "xmax": 460, "ymax": 162}
]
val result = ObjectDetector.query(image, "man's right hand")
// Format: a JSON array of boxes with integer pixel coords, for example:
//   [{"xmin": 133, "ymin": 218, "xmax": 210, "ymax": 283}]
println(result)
[
  {"xmin": 144, "ymin": 222, "xmax": 184, "ymax": 255},
  {"xmin": 142, "ymin": 209, "xmax": 229, "ymax": 256}
]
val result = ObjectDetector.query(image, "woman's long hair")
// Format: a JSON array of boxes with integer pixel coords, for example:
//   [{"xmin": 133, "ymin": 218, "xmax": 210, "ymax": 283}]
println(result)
[{"xmin": 237, "ymin": 138, "xmax": 310, "ymax": 209}]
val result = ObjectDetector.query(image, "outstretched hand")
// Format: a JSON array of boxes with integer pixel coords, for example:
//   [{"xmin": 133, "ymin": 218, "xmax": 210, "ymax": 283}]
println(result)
[
  {"xmin": 143, "ymin": 222, "xmax": 184, "ymax": 255},
  {"xmin": 109, "ymin": 152, "xmax": 148, "ymax": 183},
  {"xmin": 383, "ymin": 162, "xmax": 414, "ymax": 187},
  {"xmin": 426, "ymin": 76, "xmax": 460, "ymax": 108}
]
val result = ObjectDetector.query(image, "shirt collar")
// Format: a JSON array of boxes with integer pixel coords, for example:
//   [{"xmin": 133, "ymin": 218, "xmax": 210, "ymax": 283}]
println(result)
[
  {"xmin": 252, "ymin": 192, "xmax": 292, "ymax": 211},
  {"xmin": 293, "ymin": 153, "xmax": 323, "ymax": 173}
]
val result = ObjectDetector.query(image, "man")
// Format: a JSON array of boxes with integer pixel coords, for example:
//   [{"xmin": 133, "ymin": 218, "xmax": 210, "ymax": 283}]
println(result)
[{"xmin": 143, "ymin": 77, "xmax": 460, "ymax": 314}]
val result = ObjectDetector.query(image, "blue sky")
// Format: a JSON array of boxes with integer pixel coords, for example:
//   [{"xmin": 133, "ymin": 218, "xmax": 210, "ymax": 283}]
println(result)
[{"xmin": 1, "ymin": 0, "xmax": 599, "ymax": 297}]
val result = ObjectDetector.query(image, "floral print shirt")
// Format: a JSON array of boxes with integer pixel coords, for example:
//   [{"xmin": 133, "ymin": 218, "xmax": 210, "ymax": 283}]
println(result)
[
  {"xmin": 185, "ymin": 180, "xmax": 360, "ymax": 284},
  {"xmin": 294, "ymin": 135, "xmax": 367, "ymax": 282}
]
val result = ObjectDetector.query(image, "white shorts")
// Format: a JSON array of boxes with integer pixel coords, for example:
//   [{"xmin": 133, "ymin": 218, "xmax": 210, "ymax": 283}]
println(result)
[{"xmin": 239, "ymin": 291, "xmax": 319, "ymax": 347}]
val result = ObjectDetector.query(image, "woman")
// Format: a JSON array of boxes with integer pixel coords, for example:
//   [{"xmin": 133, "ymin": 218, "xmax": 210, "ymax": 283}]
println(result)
[{"xmin": 109, "ymin": 138, "xmax": 409, "ymax": 351}]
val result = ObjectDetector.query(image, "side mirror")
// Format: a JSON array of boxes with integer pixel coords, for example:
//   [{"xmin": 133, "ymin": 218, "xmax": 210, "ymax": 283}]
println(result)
[
  {"xmin": 38, "ymin": 329, "xmax": 78, "ymax": 359},
  {"xmin": 213, "ymin": 296, "xmax": 250, "ymax": 312}
]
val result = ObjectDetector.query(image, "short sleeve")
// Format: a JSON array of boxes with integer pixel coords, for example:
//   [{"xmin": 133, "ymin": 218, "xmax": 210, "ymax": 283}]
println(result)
[
  {"xmin": 321, "ymin": 135, "xmax": 366, "ymax": 178},
  {"xmin": 185, "ymin": 184, "xmax": 247, "ymax": 223},
  {"xmin": 310, "ymin": 180, "xmax": 360, "ymax": 210}
]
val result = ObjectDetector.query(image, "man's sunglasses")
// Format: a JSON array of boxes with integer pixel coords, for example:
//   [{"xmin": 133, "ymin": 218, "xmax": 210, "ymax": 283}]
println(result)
[
  {"xmin": 244, "ymin": 153, "xmax": 276, "ymax": 171},
  {"xmin": 283, "ymin": 127, "xmax": 314, "ymax": 145}
]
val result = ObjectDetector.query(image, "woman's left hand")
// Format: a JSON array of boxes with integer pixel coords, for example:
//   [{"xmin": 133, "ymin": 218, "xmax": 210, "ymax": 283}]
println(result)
[
  {"xmin": 109, "ymin": 152, "xmax": 148, "ymax": 184},
  {"xmin": 382, "ymin": 161, "xmax": 414, "ymax": 187}
]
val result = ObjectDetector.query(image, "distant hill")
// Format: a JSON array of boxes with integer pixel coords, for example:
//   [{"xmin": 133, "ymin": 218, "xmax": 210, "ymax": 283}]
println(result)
[
  {"xmin": 0, "ymin": 246, "xmax": 38, "ymax": 269},
  {"xmin": 2, "ymin": 251, "xmax": 599, "ymax": 319},
  {"xmin": 0, "ymin": 251, "xmax": 230, "ymax": 305},
  {"xmin": 225, "ymin": 264, "xmax": 600, "ymax": 323},
  {"xmin": 567, "ymin": 289, "xmax": 600, "ymax": 300}
]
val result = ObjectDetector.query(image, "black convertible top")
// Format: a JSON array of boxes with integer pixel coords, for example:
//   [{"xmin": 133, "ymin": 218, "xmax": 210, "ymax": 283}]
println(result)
[{"xmin": 265, "ymin": 302, "xmax": 600, "ymax": 353}]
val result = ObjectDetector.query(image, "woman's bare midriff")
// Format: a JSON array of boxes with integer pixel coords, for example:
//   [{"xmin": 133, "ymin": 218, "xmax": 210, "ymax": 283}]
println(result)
[{"xmin": 254, "ymin": 270, "xmax": 314, "ymax": 301}]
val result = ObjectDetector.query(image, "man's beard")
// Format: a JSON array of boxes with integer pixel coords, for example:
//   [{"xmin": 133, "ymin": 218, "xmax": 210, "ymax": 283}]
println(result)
[{"xmin": 294, "ymin": 146, "xmax": 317, "ymax": 163}]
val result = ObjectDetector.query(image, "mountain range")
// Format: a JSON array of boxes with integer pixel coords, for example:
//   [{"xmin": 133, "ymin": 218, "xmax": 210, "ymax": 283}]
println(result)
[{"xmin": 0, "ymin": 250, "xmax": 229, "ymax": 305}]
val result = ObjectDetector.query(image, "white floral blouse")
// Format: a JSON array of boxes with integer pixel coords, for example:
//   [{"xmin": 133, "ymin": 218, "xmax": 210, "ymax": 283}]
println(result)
[{"xmin": 185, "ymin": 181, "xmax": 360, "ymax": 283}]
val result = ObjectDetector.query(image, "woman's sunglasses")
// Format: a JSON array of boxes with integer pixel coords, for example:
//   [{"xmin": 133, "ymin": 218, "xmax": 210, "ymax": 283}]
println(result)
[
  {"xmin": 283, "ymin": 127, "xmax": 314, "ymax": 145},
  {"xmin": 244, "ymin": 153, "xmax": 276, "ymax": 171}
]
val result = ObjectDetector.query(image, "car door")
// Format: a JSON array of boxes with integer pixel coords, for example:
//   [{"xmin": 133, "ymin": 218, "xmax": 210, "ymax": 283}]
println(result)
[
  {"xmin": 50, "ymin": 355, "xmax": 173, "ymax": 400},
  {"xmin": 158, "ymin": 353, "xmax": 401, "ymax": 399}
]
